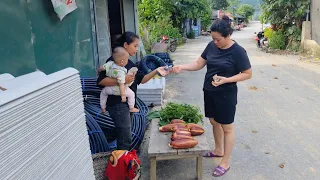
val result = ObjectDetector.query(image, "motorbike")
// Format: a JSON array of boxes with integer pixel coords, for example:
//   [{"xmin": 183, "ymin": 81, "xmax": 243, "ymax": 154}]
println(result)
[
  {"xmin": 254, "ymin": 32, "xmax": 269, "ymax": 53},
  {"xmin": 159, "ymin": 35, "xmax": 178, "ymax": 52}
]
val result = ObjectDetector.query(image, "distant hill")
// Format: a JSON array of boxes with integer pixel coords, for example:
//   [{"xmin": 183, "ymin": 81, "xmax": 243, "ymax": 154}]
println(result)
[
  {"xmin": 240, "ymin": 0, "xmax": 262, "ymax": 8},
  {"xmin": 239, "ymin": 0, "xmax": 263, "ymax": 20}
]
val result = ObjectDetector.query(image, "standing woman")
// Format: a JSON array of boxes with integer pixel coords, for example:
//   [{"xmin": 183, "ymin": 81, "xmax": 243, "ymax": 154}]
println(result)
[
  {"xmin": 172, "ymin": 16, "xmax": 252, "ymax": 177},
  {"xmin": 97, "ymin": 31, "xmax": 168, "ymax": 150}
]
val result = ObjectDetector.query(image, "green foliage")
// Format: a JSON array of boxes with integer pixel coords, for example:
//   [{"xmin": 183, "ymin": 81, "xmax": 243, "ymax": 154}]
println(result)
[
  {"xmin": 238, "ymin": 4, "xmax": 255, "ymax": 22},
  {"xmin": 138, "ymin": 0, "xmax": 212, "ymax": 51},
  {"xmin": 164, "ymin": 0, "xmax": 212, "ymax": 32},
  {"xmin": 149, "ymin": 17, "xmax": 182, "ymax": 43},
  {"xmin": 147, "ymin": 103, "xmax": 204, "ymax": 126},
  {"xmin": 201, "ymin": 11, "xmax": 212, "ymax": 31},
  {"xmin": 156, "ymin": 102, "xmax": 204, "ymax": 126},
  {"xmin": 269, "ymin": 31, "xmax": 286, "ymax": 50},
  {"xmin": 227, "ymin": 0, "xmax": 241, "ymax": 13},
  {"xmin": 261, "ymin": 0, "xmax": 311, "ymax": 51},
  {"xmin": 201, "ymin": 0, "xmax": 213, "ymax": 31},
  {"xmin": 138, "ymin": 0, "xmax": 169, "ymax": 27},
  {"xmin": 261, "ymin": 0, "xmax": 310, "ymax": 27},
  {"xmin": 263, "ymin": 27, "xmax": 273, "ymax": 39},
  {"xmin": 285, "ymin": 26, "xmax": 302, "ymax": 51},
  {"xmin": 139, "ymin": 17, "xmax": 181, "ymax": 52},
  {"xmin": 212, "ymin": 0, "xmax": 229, "ymax": 10},
  {"xmin": 259, "ymin": 13, "xmax": 267, "ymax": 24},
  {"xmin": 147, "ymin": 110, "xmax": 161, "ymax": 120},
  {"xmin": 286, "ymin": 26, "xmax": 302, "ymax": 41}
]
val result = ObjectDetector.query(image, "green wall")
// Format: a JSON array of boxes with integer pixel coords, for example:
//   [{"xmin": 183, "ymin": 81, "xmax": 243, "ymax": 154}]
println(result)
[{"xmin": 0, "ymin": 0, "xmax": 95, "ymax": 77}]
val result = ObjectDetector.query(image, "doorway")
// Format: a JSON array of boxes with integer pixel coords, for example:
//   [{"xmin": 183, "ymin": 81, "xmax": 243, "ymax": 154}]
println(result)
[{"xmin": 107, "ymin": 0, "xmax": 125, "ymax": 50}]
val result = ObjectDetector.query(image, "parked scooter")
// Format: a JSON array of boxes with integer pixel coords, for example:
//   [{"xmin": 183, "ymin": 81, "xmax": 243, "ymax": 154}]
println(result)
[
  {"xmin": 159, "ymin": 35, "xmax": 178, "ymax": 52},
  {"xmin": 254, "ymin": 31, "xmax": 269, "ymax": 53}
]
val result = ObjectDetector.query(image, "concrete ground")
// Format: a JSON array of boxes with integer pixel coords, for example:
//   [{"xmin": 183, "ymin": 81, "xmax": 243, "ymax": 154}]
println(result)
[{"xmin": 138, "ymin": 21, "xmax": 320, "ymax": 180}]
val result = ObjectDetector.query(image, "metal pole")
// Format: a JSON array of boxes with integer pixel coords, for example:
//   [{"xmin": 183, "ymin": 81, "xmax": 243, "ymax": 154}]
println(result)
[
  {"xmin": 233, "ymin": 6, "xmax": 235, "ymax": 24},
  {"xmin": 306, "ymin": 5, "xmax": 310, "ymax": 21}
]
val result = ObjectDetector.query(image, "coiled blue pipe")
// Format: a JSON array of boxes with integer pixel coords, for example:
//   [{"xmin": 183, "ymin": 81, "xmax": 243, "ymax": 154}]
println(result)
[
  {"xmin": 138, "ymin": 55, "xmax": 168, "ymax": 74},
  {"xmin": 81, "ymin": 77, "xmax": 149, "ymax": 152},
  {"xmin": 85, "ymin": 110, "xmax": 110, "ymax": 154}
]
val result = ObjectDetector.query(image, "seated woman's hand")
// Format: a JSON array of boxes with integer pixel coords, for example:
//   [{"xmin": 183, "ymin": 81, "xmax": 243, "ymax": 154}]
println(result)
[
  {"xmin": 157, "ymin": 66, "xmax": 170, "ymax": 76},
  {"xmin": 125, "ymin": 74, "xmax": 135, "ymax": 84}
]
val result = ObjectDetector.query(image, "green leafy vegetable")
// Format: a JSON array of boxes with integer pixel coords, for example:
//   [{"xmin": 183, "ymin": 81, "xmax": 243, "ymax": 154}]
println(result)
[
  {"xmin": 147, "ymin": 110, "xmax": 161, "ymax": 120},
  {"xmin": 148, "ymin": 102, "xmax": 203, "ymax": 126}
]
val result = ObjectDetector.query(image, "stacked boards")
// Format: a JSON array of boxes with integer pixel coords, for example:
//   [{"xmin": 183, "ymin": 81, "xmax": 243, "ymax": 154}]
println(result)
[{"xmin": 0, "ymin": 68, "xmax": 95, "ymax": 180}]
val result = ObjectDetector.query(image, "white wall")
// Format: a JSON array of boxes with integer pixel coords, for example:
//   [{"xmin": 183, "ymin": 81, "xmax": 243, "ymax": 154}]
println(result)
[
  {"xmin": 311, "ymin": 0, "xmax": 320, "ymax": 44},
  {"xmin": 122, "ymin": 0, "xmax": 136, "ymax": 33},
  {"xmin": 93, "ymin": 0, "xmax": 111, "ymax": 65},
  {"xmin": 122, "ymin": 0, "xmax": 139, "ymax": 61}
]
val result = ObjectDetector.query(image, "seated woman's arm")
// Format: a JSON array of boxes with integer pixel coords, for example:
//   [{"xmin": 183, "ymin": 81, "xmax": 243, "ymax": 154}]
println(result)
[
  {"xmin": 140, "ymin": 68, "xmax": 158, "ymax": 84},
  {"xmin": 140, "ymin": 66, "xmax": 169, "ymax": 84},
  {"xmin": 97, "ymin": 71, "xmax": 134, "ymax": 86}
]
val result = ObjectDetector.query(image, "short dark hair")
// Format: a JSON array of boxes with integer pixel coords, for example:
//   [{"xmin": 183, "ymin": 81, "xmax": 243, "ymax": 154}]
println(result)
[
  {"xmin": 210, "ymin": 15, "xmax": 233, "ymax": 37},
  {"xmin": 112, "ymin": 47, "xmax": 129, "ymax": 63},
  {"xmin": 115, "ymin": 31, "xmax": 139, "ymax": 48}
]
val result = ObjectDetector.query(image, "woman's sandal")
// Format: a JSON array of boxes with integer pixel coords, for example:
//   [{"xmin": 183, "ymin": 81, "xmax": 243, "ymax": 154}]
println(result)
[
  {"xmin": 202, "ymin": 151, "xmax": 223, "ymax": 158},
  {"xmin": 212, "ymin": 166, "xmax": 230, "ymax": 177}
]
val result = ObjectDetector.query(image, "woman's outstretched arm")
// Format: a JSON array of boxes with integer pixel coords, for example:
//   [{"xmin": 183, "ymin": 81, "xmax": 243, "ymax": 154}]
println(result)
[{"xmin": 172, "ymin": 57, "xmax": 207, "ymax": 73}]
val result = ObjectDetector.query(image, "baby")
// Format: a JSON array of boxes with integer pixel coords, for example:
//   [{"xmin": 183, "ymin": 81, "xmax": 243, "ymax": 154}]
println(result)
[{"xmin": 99, "ymin": 47, "xmax": 139, "ymax": 113}]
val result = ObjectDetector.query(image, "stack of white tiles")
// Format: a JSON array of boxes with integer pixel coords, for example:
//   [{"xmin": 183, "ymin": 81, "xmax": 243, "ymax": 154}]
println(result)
[
  {"xmin": 0, "ymin": 68, "xmax": 95, "ymax": 180},
  {"xmin": 137, "ymin": 77, "xmax": 166, "ymax": 106}
]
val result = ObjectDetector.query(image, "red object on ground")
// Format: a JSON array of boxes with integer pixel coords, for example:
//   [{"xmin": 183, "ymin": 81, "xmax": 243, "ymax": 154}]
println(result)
[{"xmin": 104, "ymin": 150, "xmax": 141, "ymax": 180}]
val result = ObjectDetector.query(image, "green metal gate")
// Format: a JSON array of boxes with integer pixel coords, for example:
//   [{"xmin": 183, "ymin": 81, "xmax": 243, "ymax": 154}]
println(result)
[{"xmin": 0, "ymin": 0, "xmax": 95, "ymax": 77}]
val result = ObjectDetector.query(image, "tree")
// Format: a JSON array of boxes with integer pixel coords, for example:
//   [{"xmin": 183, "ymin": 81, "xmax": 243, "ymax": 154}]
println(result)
[
  {"xmin": 138, "ymin": 0, "xmax": 212, "ymax": 50},
  {"xmin": 139, "ymin": 0, "xmax": 212, "ymax": 32},
  {"xmin": 201, "ymin": 5, "xmax": 213, "ymax": 31},
  {"xmin": 138, "ymin": 0, "xmax": 169, "ymax": 27},
  {"xmin": 260, "ymin": 0, "xmax": 311, "ymax": 51},
  {"xmin": 227, "ymin": 0, "xmax": 241, "ymax": 13},
  {"xmin": 212, "ymin": 0, "xmax": 229, "ymax": 10},
  {"xmin": 160, "ymin": 0, "xmax": 212, "ymax": 33},
  {"xmin": 261, "ymin": 0, "xmax": 310, "ymax": 28},
  {"xmin": 238, "ymin": 4, "xmax": 255, "ymax": 22}
]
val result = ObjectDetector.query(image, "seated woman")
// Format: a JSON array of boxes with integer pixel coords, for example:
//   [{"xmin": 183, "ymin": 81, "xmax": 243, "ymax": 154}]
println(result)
[{"xmin": 97, "ymin": 31, "xmax": 169, "ymax": 150}]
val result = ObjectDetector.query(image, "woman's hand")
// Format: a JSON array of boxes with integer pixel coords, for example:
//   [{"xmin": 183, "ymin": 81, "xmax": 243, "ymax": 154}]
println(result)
[
  {"xmin": 98, "ymin": 66, "xmax": 105, "ymax": 73},
  {"xmin": 157, "ymin": 66, "xmax": 170, "ymax": 76},
  {"xmin": 121, "ymin": 95, "xmax": 127, "ymax": 102},
  {"xmin": 96, "ymin": 67, "xmax": 104, "ymax": 76},
  {"xmin": 172, "ymin": 65, "xmax": 182, "ymax": 73},
  {"xmin": 125, "ymin": 74, "xmax": 135, "ymax": 84},
  {"xmin": 212, "ymin": 75, "xmax": 230, "ymax": 87}
]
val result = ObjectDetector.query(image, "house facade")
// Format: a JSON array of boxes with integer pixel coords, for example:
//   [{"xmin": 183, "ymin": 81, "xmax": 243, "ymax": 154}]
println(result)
[
  {"xmin": 311, "ymin": 0, "xmax": 320, "ymax": 44},
  {"xmin": 300, "ymin": 0, "xmax": 320, "ymax": 57},
  {"xmin": 0, "ymin": 0, "xmax": 139, "ymax": 77}
]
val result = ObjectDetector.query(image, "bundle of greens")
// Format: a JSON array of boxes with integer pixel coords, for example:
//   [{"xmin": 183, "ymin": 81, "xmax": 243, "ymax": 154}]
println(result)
[{"xmin": 147, "ymin": 102, "xmax": 203, "ymax": 126}]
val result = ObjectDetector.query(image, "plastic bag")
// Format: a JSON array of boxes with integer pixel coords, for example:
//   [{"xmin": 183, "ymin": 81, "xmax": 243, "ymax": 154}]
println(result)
[{"xmin": 51, "ymin": 0, "xmax": 77, "ymax": 21}]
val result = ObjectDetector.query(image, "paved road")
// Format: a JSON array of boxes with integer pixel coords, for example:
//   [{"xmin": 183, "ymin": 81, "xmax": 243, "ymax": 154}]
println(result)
[{"xmin": 139, "ymin": 21, "xmax": 320, "ymax": 180}]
